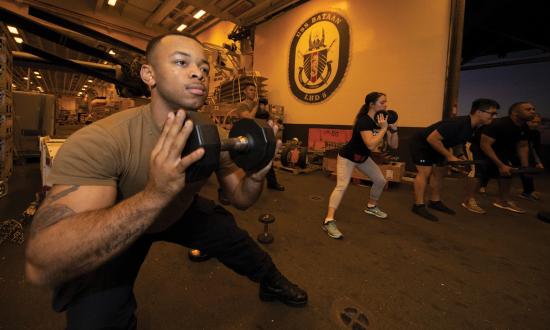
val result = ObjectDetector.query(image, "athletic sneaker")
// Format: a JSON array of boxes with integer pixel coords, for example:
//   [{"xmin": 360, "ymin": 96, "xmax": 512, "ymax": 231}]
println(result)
[
  {"xmin": 412, "ymin": 204, "xmax": 439, "ymax": 222},
  {"xmin": 461, "ymin": 198, "xmax": 486, "ymax": 214},
  {"xmin": 519, "ymin": 192, "xmax": 541, "ymax": 201},
  {"xmin": 321, "ymin": 220, "xmax": 343, "ymax": 239},
  {"xmin": 364, "ymin": 206, "xmax": 388, "ymax": 219},
  {"xmin": 492, "ymin": 201, "xmax": 525, "ymax": 214},
  {"xmin": 428, "ymin": 200, "xmax": 456, "ymax": 215}
]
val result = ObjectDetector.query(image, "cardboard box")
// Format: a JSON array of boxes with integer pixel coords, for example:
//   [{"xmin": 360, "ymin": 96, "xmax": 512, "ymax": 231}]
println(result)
[{"xmin": 0, "ymin": 114, "xmax": 13, "ymax": 138}]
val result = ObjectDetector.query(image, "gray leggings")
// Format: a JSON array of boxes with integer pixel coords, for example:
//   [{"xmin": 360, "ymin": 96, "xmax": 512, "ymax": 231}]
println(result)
[{"xmin": 328, "ymin": 155, "xmax": 387, "ymax": 209}]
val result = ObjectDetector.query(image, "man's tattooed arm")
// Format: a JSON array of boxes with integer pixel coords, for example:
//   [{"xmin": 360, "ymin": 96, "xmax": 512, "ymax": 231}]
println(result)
[{"xmin": 25, "ymin": 186, "xmax": 163, "ymax": 287}]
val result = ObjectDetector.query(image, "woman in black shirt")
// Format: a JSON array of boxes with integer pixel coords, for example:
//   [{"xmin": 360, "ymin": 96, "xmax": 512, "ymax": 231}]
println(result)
[{"xmin": 322, "ymin": 92, "xmax": 398, "ymax": 239}]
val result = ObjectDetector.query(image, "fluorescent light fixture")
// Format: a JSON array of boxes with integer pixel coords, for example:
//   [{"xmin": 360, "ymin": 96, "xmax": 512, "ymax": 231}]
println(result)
[
  {"xmin": 87, "ymin": 79, "xmax": 93, "ymax": 83},
  {"xmin": 12, "ymin": 83, "xmax": 16, "ymax": 88},
  {"xmin": 23, "ymin": 77, "xmax": 29, "ymax": 80},
  {"xmin": 36, "ymin": 76, "xmax": 42, "ymax": 79},
  {"xmin": 14, "ymin": 37, "xmax": 23, "ymax": 44},
  {"xmin": 34, "ymin": 71, "xmax": 40, "ymax": 75},
  {"xmin": 177, "ymin": 24, "xmax": 188, "ymax": 31},
  {"xmin": 83, "ymin": 85, "xmax": 88, "ymax": 88},
  {"xmin": 7, "ymin": 26, "xmax": 19, "ymax": 34},
  {"xmin": 193, "ymin": 10, "xmax": 206, "ymax": 19},
  {"xmin": 107, "ymin": 0, "xmax": 117, "ymax": 6},
  {"xmin": 108, "ymin": 49, "xmax": 116, "ymax": 55}
]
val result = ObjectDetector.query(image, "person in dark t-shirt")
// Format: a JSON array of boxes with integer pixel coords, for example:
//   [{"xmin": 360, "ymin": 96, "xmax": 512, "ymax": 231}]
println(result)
[
  {"xmin": 322, "ymin": 92, "xmax": 398, "ymax": 239},
  {"xmin": 518, "ymin": 114, "xmax": 544, "ymax": 200},
  {"xmin": 410, "ymin": 98, "xmax": 499, "ymax": 221},
  {"xmin": 463, "ymin": 102, "xmax": 536, "ymax": 213}
]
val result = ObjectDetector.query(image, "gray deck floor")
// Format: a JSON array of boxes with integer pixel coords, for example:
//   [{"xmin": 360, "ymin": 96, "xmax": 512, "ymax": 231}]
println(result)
[{"xmin": 1, "ymin": 162, "xmax": 549, "ymax": 329}]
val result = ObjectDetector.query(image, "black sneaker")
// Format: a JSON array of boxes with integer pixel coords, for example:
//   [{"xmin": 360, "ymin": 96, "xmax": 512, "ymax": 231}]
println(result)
[
  {"xmin": 267, "ymin": 183, "xmax": 285, "ymax": 191},
  {"xmin": 428, "ymin": 200, "xmax": 456, "ymax": 215},
  {"xmin": 412, "ymin": 204, "xmax": 439, "ymax": 222},
  {"xmin": 259, "ymin": 274, "xmax": 308, "ymax": 307}
]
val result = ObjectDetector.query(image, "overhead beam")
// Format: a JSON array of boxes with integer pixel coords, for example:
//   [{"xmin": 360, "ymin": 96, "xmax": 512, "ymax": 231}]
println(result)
[
  {"xmin": 182, "ymin": 0, "xmax": 242, "ymax": 26},
  {"xmin": 145, "ymin": 0, "xmax": 181, "ymax": 27},
  {"xmin": 245, "ymin": 0, "xmax": 309, "ymax": 26},
  {"xmin": 28, "ymin": 6, "xmax": 144, "ymax": 54},
  {"xmin": 193, "ymin": 18, "xmax": 222, "ymax": 37}
]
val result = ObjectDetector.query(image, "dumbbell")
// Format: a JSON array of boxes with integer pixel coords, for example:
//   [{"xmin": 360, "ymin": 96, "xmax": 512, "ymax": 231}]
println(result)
[
  {"xmin": 443, "ymin": 160, "xmax": 485, "ymax": 166},
  {"xmin": 510, "ymin": 167, "xmax": 544, "ymax": 175},
  {"xmin": 257, "ymin": 213, "xmax": 275, "ymax": 244},
  {"xmin": 182, "ymin": 111, "xmax": 277, "ymax": 182},
  {"xmin": 374, "ymin": 109, "xmax": 398, "ymax": 125}
]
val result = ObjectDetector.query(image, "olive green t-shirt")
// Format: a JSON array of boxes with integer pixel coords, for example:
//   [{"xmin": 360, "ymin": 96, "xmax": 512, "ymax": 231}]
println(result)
[{"xmin": 48, "ymin": 103, "xmax": 238, "ymax": 215}]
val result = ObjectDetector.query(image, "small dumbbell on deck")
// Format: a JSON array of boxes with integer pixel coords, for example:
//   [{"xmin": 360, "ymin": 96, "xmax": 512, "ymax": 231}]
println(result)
[
  {"xmin": 182, "ymin": 112, "xmax": 277, "ymax": 182},
  {"xmin": 257, "ymin": 213, "xmax": 275, "ymax": 244}
]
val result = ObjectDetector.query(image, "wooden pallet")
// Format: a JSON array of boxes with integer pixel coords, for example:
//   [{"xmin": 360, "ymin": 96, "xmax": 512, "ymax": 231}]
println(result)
[{"xmin": 273, "ymin": 161, "xmax": 320, "ymax": 175}]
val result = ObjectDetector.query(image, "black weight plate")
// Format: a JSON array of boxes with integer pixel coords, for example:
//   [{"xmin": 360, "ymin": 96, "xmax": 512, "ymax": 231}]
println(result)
[
  {"xmin": 280, "ymin": 146, "xmax": 291, "ymax": 167},
  {"xmin": 182, "ymin": 111, "xmax": 221, "ymax": 182},
  {"xmin": 229, "ymin": 119, "xmax": 276, "ymax": 172},
  {"xmin": 387, "ymin": 110, "xmax": 398, "ymax": 124}
]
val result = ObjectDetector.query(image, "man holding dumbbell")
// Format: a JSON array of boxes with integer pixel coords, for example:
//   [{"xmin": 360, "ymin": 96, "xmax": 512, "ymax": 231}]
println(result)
[
  {"xmin": 237, "ymin": 86, "xmax": 284, "ymax": 190},
  {"xmin": 463, "ymin": 101, "xmax": 535, "ymax": 213},
  {"xmin": 410, "ymin": 98, "xmax": 499, "ymax": 221},
  {"xmin": 25, "ymin": 32, "xmax": 307, "ymax": 329}
]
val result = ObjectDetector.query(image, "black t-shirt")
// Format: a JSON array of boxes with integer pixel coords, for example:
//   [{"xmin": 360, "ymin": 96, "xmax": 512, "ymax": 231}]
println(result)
[
  {"xmin": 339, "ymin": 115, "xmax": 378, "ymax": 163},
  {"xmin": 255, "ymin": 107, "xmax": 270, "ymax": 120},
  {"xmin": 481, "ymin": 116, "xmax": 529, "ymax": 160},
  {"xmin": 415, "ymin": 115, "xmax": 475, "ymax": 148}
]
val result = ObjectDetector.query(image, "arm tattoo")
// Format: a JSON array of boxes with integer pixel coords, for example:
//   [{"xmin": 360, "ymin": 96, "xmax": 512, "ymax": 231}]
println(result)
[
  {"xmin": 31, "ymin": 204, "xmax": 76, "ymax": 238},
  {"xmin": 46, "ymin": 186, "xmax": 80, "ymax": 202}
]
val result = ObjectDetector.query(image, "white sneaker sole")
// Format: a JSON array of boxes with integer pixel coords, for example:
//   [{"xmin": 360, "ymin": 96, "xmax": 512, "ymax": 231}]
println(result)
[
  {"xmin": 492, "ymin": 202, "xmax": 525, "ymax": 214},
  {"xmin": 364, "ymin": 209, "xmax": 388, "ymax": 219},
  {"xmin": 461, "ymin": 202, "xmax": 486, "ymax": 214}
]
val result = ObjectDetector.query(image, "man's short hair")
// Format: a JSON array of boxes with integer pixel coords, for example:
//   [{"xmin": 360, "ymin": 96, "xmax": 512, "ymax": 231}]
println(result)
[
  {"xmin": 508, "ymin": 101, "xmax": 531, "ymax": 115},
  {"xmin": 259, "ymin": 97, "xmax": 268, "ymax": 105},
  {"xmin": 145, "ymin": 32, "xmax": 202, "ymax": 64},
  {"xmin": 470, "ymin": 98, "xmax": 500, "ymax": 114}
]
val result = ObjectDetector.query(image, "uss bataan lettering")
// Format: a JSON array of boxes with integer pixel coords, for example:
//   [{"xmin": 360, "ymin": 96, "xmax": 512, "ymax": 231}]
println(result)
[{"xmin": 289, "ymin": 12, "xmax": 350, "ymax": 103}]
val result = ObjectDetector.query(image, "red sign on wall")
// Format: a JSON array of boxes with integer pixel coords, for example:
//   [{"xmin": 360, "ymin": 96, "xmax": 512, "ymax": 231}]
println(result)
[{"xmin": 308, "ymin": 128, "xmax": 352, "ymax": 151}]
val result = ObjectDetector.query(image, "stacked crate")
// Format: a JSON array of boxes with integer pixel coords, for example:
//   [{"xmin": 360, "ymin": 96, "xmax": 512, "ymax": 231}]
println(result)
[{"xmin": 0, "ymin": 35, "xmax": 13, "ymax": 197}]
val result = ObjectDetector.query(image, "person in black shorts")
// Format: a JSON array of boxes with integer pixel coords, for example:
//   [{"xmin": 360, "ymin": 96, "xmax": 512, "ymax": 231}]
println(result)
[
  {"xmin": 410, "ymin": 98, "xmax": 499, "ymax": 221},
  {"xmin": 463, "ymin": 101, "xmax": 535, "ymax": 213}
]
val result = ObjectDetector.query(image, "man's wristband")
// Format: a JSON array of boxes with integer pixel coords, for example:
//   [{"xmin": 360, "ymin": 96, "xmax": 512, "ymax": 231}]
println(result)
[{"xmin": 389, "ymin": 128, "xmax": 398, "ymax": 133}]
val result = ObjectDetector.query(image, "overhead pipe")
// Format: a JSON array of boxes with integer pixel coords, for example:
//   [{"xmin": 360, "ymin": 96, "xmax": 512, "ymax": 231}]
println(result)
[
  {"xmin": 442, "ymin": 0, "xmax": 466, "ymax": 119},
  {"xmin": 28, "ymin": 6, "xmax": 145, "ymax": 55},
  {"xmin": 0, "ymin": 7, "xmax": 125, "ymax": 66}
]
